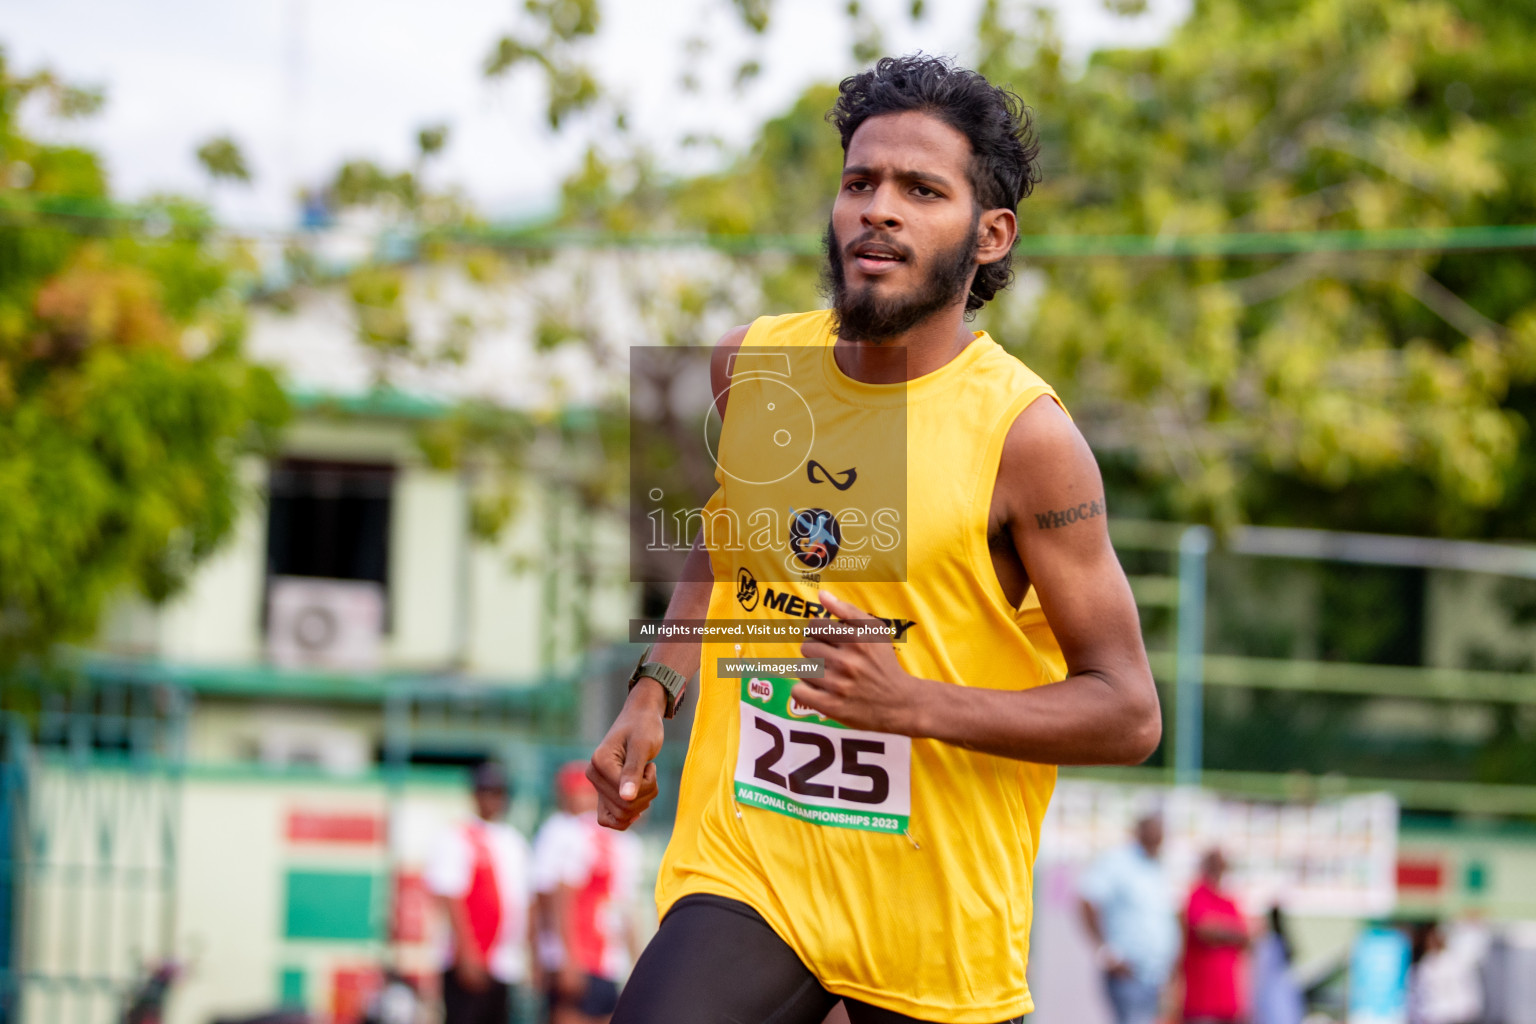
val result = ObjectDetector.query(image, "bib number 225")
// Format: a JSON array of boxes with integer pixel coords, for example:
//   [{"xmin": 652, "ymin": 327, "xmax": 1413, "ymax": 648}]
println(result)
[
  {"xmin": 751, "ymin": 718, "xmax": 889, "ymax": 804},
  {"xmin": 732, "ymin": 677, "xmax": 911, "ymax": 834}
]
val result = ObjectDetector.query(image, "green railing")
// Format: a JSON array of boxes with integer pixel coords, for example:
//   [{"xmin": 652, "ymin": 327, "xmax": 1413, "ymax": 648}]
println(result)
[{"xmin": 1108, "ymin": 518, "xmax": 1536, "ymax": 810}]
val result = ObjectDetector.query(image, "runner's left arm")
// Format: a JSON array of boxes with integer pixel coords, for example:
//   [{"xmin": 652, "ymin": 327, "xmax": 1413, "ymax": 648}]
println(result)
[{"xmin": 795, "ymin": 397, "xmax": 1160, "ymax": 765}]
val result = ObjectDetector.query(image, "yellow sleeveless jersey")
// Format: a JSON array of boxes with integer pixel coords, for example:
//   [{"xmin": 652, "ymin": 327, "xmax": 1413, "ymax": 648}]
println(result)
[{"xmin": 656, "ymin": 309, "xmax": 1068, "ymax": 1021}]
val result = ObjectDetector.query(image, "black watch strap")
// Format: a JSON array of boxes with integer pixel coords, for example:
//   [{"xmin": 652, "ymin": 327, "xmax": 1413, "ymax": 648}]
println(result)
[{"xmin": 628, "ymin": 649, "xmax": 688, "ymax": 719}]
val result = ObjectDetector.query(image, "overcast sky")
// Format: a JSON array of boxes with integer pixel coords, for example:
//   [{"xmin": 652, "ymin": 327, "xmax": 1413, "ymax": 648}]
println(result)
[{"xmin": 5, "ymin": 0, "xmax": 1189, "ymax": 230}]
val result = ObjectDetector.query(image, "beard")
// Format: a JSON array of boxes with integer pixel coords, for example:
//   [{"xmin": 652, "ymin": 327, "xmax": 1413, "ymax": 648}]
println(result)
[{"xmin": 823, "ymin": 214, "xmax": 979, "ymax": 344}]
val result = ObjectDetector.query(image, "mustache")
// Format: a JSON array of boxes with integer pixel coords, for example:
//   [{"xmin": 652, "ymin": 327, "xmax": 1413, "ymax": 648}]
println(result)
[{"xmin": 841, "ymin": 231, "xmax": 914, "ymax": 262}]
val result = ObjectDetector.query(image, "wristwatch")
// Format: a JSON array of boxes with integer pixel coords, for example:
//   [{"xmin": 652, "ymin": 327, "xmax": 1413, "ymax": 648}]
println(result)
[{"xmin": 627, "ymin": 646, "xmax": 688, "ymax": 719}]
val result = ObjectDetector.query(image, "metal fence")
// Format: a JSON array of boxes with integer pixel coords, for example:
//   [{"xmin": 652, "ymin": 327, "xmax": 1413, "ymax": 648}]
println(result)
[{"xmin": 1, "ymin": 680, "xmax": 187, "ymax": 1024}]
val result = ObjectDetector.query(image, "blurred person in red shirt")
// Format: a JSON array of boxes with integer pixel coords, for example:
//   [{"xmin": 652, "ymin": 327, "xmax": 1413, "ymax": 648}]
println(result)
[
  {"xmin": 533, "ymin": 761, "xmax": 642, "ymax": 1024},
  {"xmin": 1181, "ymin": 850, "xmax": 1249, "ymax": 1024},
  {"xmin": 425, "ymin": 761, "xmax": 533, "ymax": 1024}
]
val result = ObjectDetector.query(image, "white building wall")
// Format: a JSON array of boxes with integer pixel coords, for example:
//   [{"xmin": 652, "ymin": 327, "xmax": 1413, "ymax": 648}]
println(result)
[
  {"xmin": 463, "ymin": 480, "xmax": 637, "ymax": 678},
  {"xmin": 186, "ymin": 702, "xmax": 382, "ymax": 769},
  {"xmin": 281, "ymin": 418, "xmax": 418, "ymax": 464},
  {"xmin": 387, "ymin": 468, "xmax": 466, "ymax": 670},
  {"xmin": 587, "ymin": 505, "xmax": 638, "ymax": 649},
  {"xmin": 172, "ymin": 778, "xmax": 297, "ymax": 1024},
  {"xmin": 155, "ymin": 460, "xmax": 269, "ymax": 665},
  {"xmin": 466, "ymin": 481, "xmax": 547, "ymax": 679}
]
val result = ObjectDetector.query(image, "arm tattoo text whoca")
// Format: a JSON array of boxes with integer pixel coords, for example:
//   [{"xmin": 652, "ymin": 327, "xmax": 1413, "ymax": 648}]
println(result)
[{"xmin": 1034, "ymin": 499, "xmax": 1105, "ymax": 529}]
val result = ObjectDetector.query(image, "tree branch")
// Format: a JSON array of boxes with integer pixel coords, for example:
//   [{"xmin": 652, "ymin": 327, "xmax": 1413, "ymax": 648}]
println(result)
[{"xmin": 1394, "ymin": 267, "xmax": 1505, "ymax": 341}]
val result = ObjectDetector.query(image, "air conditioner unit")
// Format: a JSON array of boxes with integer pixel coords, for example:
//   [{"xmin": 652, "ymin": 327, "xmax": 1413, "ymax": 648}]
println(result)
[
  {"xmin": 257, "ymin": 720, "xmax": 372, "ymax": 775},
  {"xmin": 267, "ymin": 576, "xmax": 385, "ymax": 671}
]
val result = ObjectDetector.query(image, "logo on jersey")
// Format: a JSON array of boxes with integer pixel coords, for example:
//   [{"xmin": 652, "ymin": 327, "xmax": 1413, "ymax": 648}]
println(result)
[
  {"xmin": 788, "ymin": 507, "xmax": 842, "ymax": 571},
  {"xmin": 787, "ymin": 696, "xmax": 828, "ymax": 720},
  {"xmin": 806, "ymin": 460, "xmax": 857, "ymax": 491},
  {"xmin": 748, "ymin": 677, "xmax": 773, "ymax": 702},
  {"xmin": 759, "ymin": 588, "xmax": 919, "ymax": 641},
  {"xmin": 736, "ymin": 567, "xmax": 759, "ymax": 611}
]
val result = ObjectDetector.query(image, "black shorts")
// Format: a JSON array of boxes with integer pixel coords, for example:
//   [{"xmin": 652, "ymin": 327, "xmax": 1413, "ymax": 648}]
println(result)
[
  {"xmin": 441, "ymin": 968, "xmax": 511, "ymax": 1024},
  {"xmin": 549, "ymin": 973, "xmax": 622, "ymax": 1017},
  {"xmin": 611, "ymin": 894, "xmax": 1024, "ymax": 1024},
  {"xmin": 577, "ymin": 975, "xmax": 621, "ymax": 1016}
]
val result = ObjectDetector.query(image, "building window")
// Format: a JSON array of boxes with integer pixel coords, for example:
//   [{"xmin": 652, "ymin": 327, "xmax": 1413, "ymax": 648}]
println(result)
[{"xmin": 266, "ymin": 459, "xmax": 394, "ymax": 624}]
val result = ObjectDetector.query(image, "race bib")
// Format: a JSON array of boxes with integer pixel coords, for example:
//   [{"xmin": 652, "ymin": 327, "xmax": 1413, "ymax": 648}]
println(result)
[{"xmin": 733, "ymin": 676, "xmax": 911, "ymax": 834}]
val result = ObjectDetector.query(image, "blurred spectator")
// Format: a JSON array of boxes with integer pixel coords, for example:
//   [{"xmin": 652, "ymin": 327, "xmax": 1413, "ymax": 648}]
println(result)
[
  {"xmin": 424, "ymin": 762, "xmax": 533, "ymax": 1024},
  {"xmin": 1182, "ymin": 849, "xmax": 1249, "ymax": 1024},
  {"xmin": 532, "ymin": 761, "xmax": 641, "ymax": 1024},
  {"xmin": 1409, "ymin": 920, "xmax": 1487, "ymax": 1024},
  {"xmin": 1078, "ymin": 811, "xmax": 1179, "ymax": 1024},
  {"xmin": 532, "ymin": 763, "xmax": 586, "ymax": 1012},
  {"xmin": 360, "ymin": 968, "xmax": 424, "ymax": 1024},
  {"xmin": 1251, "ymin": 906, "xmax": 1304, "ymax": 1024}
]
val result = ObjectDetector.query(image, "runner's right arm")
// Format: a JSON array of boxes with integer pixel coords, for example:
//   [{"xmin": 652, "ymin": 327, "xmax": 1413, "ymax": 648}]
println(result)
[{"xmin": 587, "ymin": 326, "xmax": 749, "ymax": 830}]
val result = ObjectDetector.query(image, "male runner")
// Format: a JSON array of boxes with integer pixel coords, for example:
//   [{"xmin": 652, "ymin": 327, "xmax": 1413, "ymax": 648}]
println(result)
[{"xmin": 589, "ymin": 54, "xmax": 1161, "ymax": 1024}]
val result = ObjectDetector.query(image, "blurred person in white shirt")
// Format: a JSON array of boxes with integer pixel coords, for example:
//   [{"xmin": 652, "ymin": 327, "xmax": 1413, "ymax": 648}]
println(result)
[
  {"xmin": 424, "ymin": 761, "xmax": 533, "ymax": 1024},
  {"xmin": 532, "ymin": 760, "xmax": 642, "ymax": 1024},
  {"xmin": 1079, "ymin": 812, "xmax": 1180, "ymax": 1024},
  {"xmin": 532, "ymin": 764, "xmax": 590, "ymax": 1011},
  {"xmin": 1409, "ymin": 919, "xmax": 1488, "ymax": 1024}
]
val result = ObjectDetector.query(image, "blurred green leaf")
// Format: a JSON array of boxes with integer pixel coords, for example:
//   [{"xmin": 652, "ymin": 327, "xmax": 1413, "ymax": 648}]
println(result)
[
  {"xmin": 194, "ymin": 135, "xmax": 251, "ymax": 184},
  {"xmin": 330, "ymin": 159, "xmax": 416, "ymax": 209},
  {"xmin": 417, "ymin": 123, "xmax": 450, "ymax": 159},
  {"xmin": 731, "ymin": 0, "xmax": 773, "ymax": 33}
]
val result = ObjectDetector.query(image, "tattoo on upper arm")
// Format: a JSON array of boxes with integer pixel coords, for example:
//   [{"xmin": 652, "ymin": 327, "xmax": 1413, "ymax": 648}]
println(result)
[{"xmin": 1034, "ymin": 499, "xmax": 1105, "ymax": 529}]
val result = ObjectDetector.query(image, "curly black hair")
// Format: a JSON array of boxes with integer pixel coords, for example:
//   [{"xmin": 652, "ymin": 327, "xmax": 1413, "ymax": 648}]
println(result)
[{"xmin": 827, "ymin": 54, "xmax": 1041, "ymax": 312}]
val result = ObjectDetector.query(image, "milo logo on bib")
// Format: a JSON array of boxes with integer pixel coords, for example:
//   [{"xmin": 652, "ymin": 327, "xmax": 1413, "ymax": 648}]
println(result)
[{"xmin": 733, "ymin": 676, "xmax": 911, "ymax": 834}]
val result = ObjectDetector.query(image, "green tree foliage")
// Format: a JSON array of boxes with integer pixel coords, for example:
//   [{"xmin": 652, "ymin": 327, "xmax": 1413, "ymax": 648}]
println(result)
[
  {"xmin": 0, "ymin": 51, "xmax": 288, "ymax": 663},
  {"xmin": 483, "ymin": 0, "xmax": 604, "ymax": 130},
  {"xmin": 550, "ymin": 0, "xmax": 1536, "ymax": 537},
  {"xmin": 970, "ymin": 0, "xmax": 1536, "ymax": 532}
]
